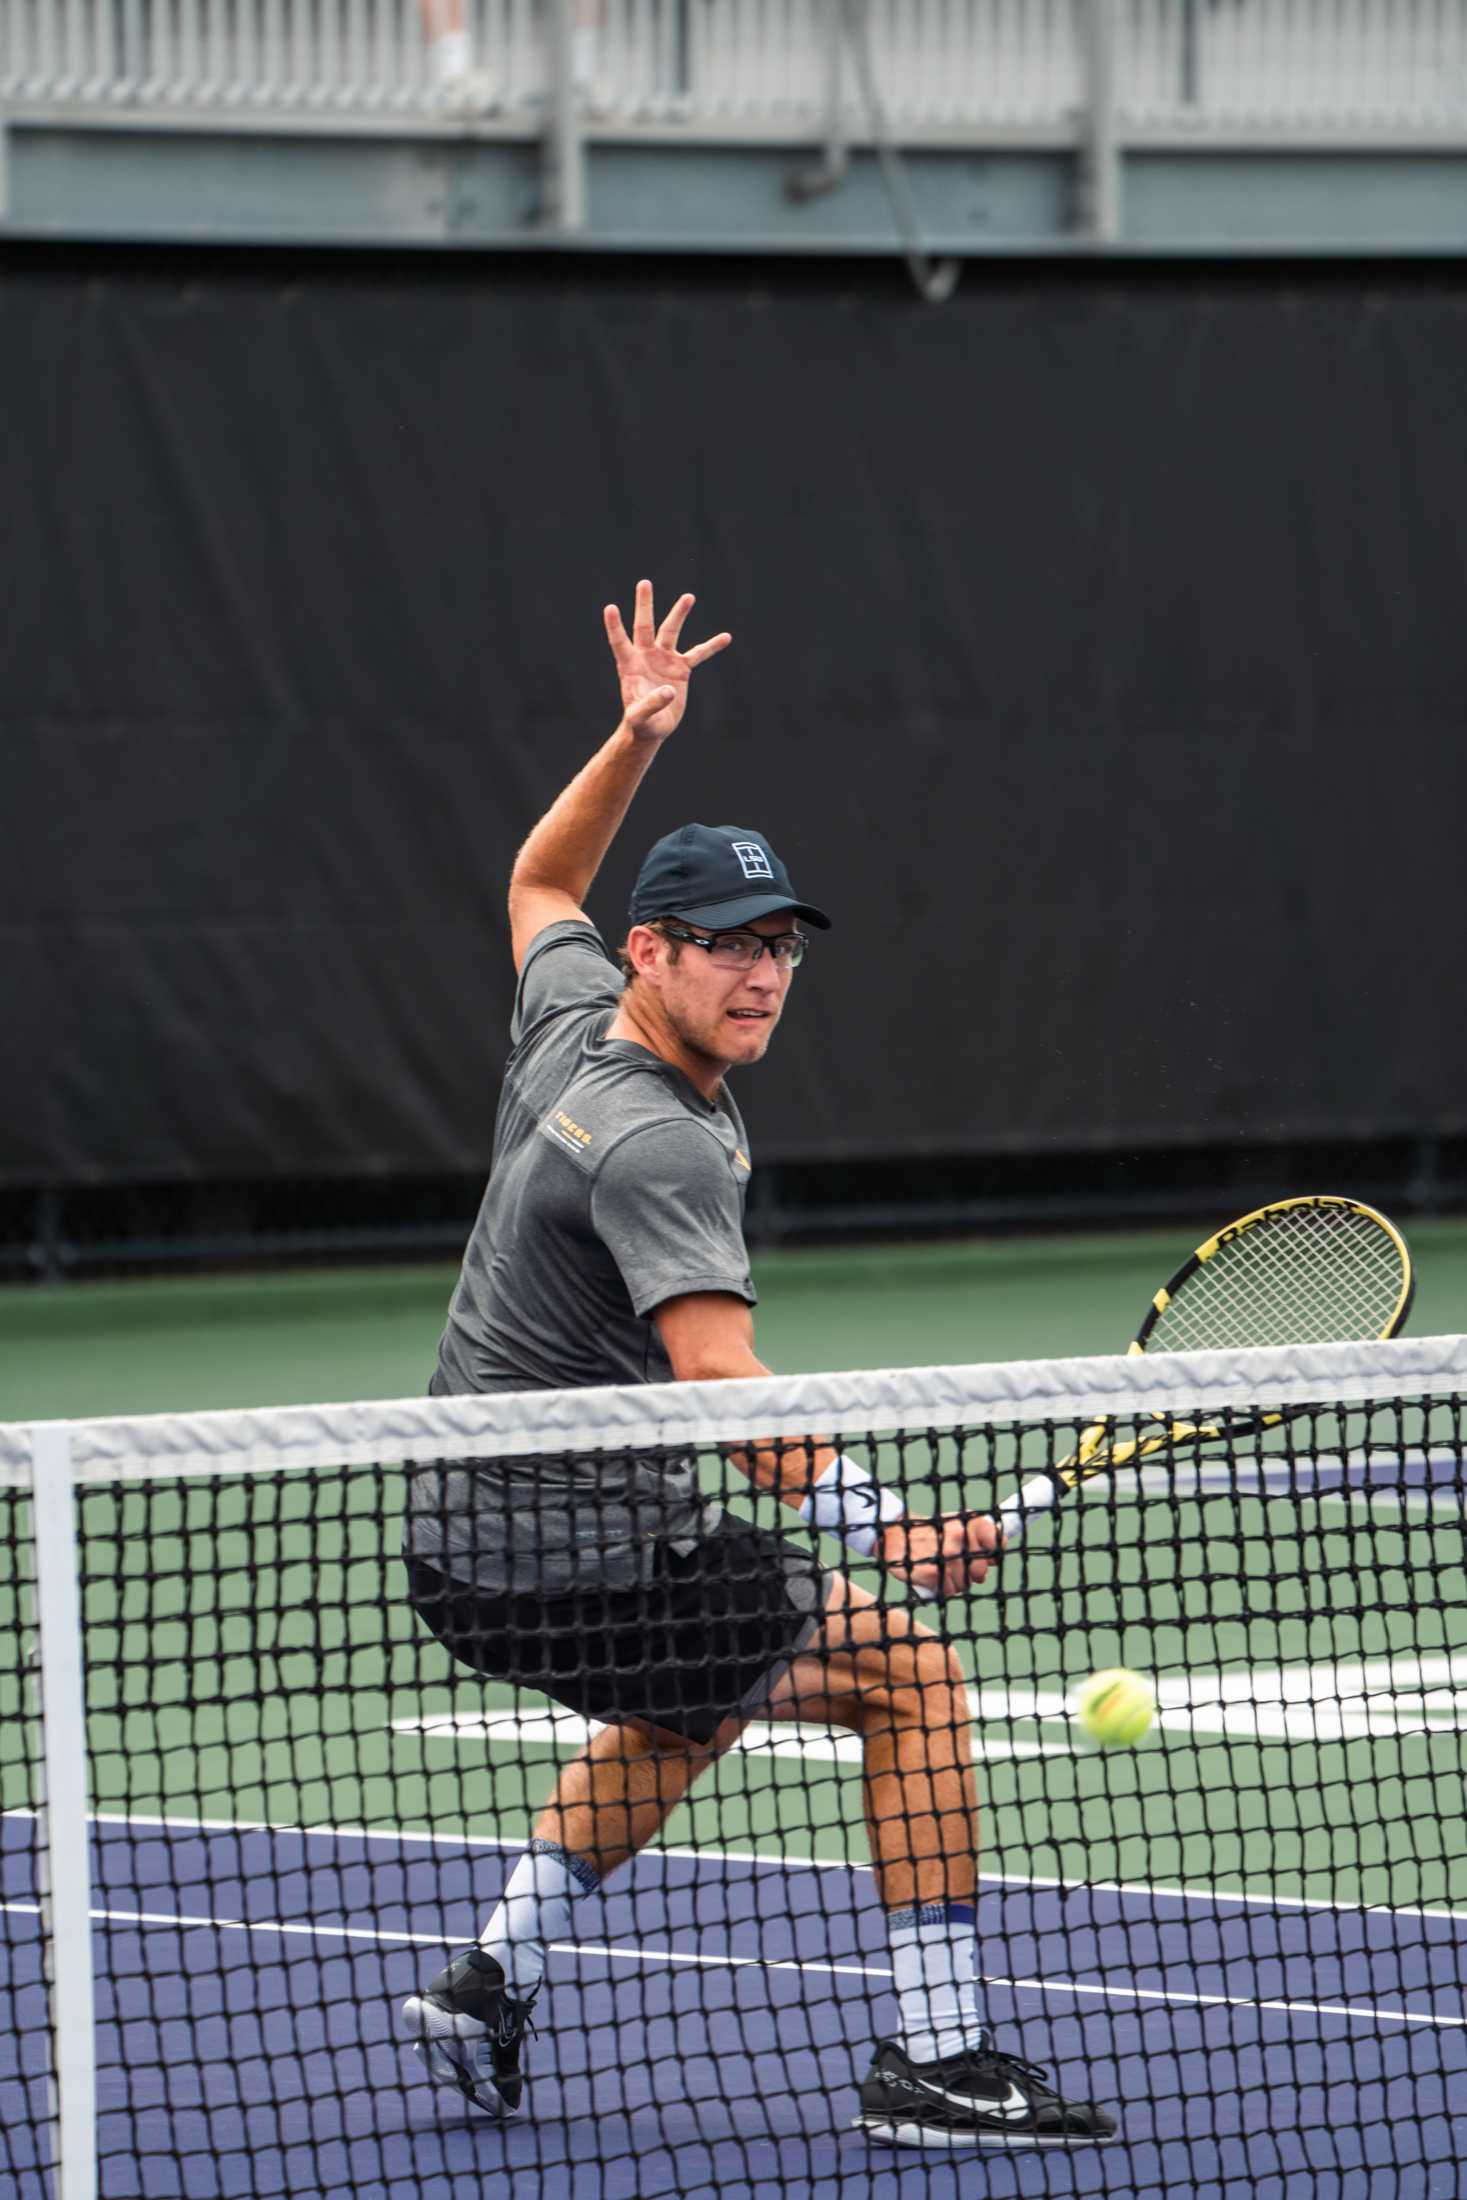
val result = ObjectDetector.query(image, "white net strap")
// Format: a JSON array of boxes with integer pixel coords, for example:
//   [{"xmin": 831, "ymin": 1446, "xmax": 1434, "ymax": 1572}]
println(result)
[{"xmin": 4, "ymin": 1332, "xmax": 1467, "ymax": 1488}]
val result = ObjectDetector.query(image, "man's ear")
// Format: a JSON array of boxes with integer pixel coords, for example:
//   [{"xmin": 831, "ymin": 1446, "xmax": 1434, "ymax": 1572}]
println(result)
[{"xmin": 623, "ymin": 924, "xmax": 664, "ymax": 983}]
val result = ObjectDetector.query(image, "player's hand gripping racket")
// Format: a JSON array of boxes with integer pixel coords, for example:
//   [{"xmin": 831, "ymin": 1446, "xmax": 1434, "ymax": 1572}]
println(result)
[{"xmin": 996, "ymin": 1194, "xmax": 1414, "ymax": 1550}]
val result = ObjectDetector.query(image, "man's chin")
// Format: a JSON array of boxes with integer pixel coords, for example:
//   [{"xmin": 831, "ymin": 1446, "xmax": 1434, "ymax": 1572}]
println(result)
[{"xmin": 721, "ymin": 1017, "xmax": 776, "ymax": 1062}]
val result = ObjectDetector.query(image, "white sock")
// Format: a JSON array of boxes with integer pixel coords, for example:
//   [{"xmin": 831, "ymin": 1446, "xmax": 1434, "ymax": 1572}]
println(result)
[
  {"xmin": 887, "ymin": 1899, "xmax": 984, "ymax": 2064},
  {"xmin": 479, "ymin": 1836, "xmax": 599, "ymax": 2000}
]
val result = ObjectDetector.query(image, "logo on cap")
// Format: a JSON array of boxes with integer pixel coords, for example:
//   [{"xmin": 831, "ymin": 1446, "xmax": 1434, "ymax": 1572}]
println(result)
[{"xmin": 730, "ymin": 841, "xmax": 774, "ymax": 882}]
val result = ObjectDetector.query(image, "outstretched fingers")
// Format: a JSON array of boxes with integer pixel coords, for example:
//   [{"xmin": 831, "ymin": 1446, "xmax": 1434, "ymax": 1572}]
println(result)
[
  {"xmin": 656, "ymin": 591, "xmax": 695, "ymax": 650},
  {"xmin": 658, "ymin": 591, "xmax": 733, "ymax": 667},
  {"xmin": 606, "ymin": 582, "xmax": 731, "ymax": 709},
  {"xmin": 606, "ymin": 580, "xmax": 659, "ymax": 657}
]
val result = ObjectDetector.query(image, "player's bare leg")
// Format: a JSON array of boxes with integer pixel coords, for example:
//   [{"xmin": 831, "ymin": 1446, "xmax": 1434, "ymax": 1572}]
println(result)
[
  {"xmin": 409, "ymin": 1577, "xmax": 1111, "ymax": 2141},
  {"xmin": 475, "ymin": 1575, "xmax": 969, "ymax": 1965},
  {"xmin": 758, "ymin": 1575, "xmax": 978, "ymax": 1908},
  {"xmin": 455, "ymin": 1575, "xmax": 972, "ymax": 2048},
  {"xmin": 515, "ymin": 1574, "xmax": 972, "ymax": 1881},
  {"xmin": 523, "ymin": 1715, "xmax": 732, "ymax": 1877},
  {"xmin": 401, "ymin": 1714, "xmax": 730, "ymax": 2117},
  {"xmin": 543, "ymin": 1577, "xmax": 1111, "ymax": 2149},
  {"xmin": 758, "ymin": 1578, "xmax": 1115, "ymax": 2147}
]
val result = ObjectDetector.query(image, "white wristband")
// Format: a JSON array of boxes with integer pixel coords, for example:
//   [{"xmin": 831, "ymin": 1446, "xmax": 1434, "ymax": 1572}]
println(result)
[{"xmin": 798, "ymin": 1453, "xmax": 905, "ymax": 1558}]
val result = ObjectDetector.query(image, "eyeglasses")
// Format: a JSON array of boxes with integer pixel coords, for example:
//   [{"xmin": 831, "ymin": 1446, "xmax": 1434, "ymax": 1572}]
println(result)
[{"xmin": 659, "ymin": 922, "xmax": 808, "ymax": 970}]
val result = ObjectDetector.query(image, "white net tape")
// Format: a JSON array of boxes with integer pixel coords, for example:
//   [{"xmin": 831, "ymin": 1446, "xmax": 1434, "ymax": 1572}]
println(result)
[{"xmin": 3, "ymin": 1332, "xmax": 1465, "ymax": 1490}]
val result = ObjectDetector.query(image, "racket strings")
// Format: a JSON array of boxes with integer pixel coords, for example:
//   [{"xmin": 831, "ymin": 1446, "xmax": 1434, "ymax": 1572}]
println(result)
[{"xmin": 1144, "ymin": 1206, "xmax": 1405, "ymax": 1352}]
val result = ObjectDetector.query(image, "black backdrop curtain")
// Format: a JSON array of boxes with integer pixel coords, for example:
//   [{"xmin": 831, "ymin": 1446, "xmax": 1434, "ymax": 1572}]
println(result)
[{"xmin": 3, "ymin": 248, "xmax": 1464, "ymax": 1184}]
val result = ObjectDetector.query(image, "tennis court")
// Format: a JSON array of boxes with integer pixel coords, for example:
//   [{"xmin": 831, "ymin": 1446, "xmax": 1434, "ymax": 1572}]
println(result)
[
  {"xmin": 4, "ymin": 1273, "xmax": 1466, "ymax": 2199},
  {"xmin": 5, "ymin": 1807, "xmax": 1463, "ymax": 2198}
]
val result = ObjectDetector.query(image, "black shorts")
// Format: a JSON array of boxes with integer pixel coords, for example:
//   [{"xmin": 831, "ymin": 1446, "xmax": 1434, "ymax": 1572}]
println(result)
[{"xmin": 406, "ymin": 1519, "xmax": 825, "ymax": 1746}]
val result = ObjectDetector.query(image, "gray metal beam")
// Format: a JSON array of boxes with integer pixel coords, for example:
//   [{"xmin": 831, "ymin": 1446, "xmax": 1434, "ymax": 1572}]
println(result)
[{"xmin": 4, "ymin": 121, "xmax": 1467, "ymax": 254}]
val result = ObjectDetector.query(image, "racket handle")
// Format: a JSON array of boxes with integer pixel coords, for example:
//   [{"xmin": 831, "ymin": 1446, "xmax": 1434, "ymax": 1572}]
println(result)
[{"xmin": 996, "ymin": 1470, "xmax": 1065, "ymax": 1550}]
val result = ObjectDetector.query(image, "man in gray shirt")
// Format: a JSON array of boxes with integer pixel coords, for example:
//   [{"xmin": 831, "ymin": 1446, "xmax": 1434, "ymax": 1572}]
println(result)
[
  {"xmin": 401, "ymin": 581, "xmax": 1115, "ymax": 2153},
  {"xmin": 410, "ymin": 897, "xmax": 777, "ymax": 1596}
]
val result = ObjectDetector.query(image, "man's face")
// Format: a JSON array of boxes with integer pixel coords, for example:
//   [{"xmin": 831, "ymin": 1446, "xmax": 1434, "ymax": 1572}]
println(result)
[{"xmin": 650, "ymin": 913, "xmax": 801, "ymax": 1072}]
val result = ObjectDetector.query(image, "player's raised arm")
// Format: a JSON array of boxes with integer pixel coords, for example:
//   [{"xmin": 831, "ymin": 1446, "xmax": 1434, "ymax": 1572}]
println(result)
[{"xmin": 507, "ymin": 580, "xmax": 732, "ymax": 969}]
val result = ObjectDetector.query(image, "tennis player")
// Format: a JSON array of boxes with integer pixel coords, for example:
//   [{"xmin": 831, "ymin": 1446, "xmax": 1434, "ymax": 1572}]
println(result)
[{"xmin": 401, "ymin": 581, "xmax": 1115, "ymax": 2150}]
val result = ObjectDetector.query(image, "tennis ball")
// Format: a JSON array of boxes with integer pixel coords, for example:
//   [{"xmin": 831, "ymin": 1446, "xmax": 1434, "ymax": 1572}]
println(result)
[{"xmin": 1074, "ymin": 1667, "xmax": 1156, "ymax": 1748}]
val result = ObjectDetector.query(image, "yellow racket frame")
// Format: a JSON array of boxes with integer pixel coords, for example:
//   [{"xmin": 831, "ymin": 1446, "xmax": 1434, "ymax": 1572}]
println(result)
[{"xmin": 1048, "ymin": 1194, "xmax": 1415, "ymax": 1498}]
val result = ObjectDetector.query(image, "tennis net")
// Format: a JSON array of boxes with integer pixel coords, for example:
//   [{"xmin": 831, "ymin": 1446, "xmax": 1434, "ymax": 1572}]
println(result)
[{"xmin": 3, "ymin": 1333, "xmax": 1465, "ymax": 2200}]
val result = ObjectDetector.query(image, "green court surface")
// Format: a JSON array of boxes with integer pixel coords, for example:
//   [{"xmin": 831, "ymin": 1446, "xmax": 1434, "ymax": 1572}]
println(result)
[{"xmin": 7, "ymin": 1213, "xmax": 1467, "ymax": 1423}]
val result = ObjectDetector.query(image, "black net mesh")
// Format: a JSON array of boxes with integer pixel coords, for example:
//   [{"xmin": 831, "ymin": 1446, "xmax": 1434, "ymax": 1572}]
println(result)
[
  {"xmin": 0, "ymin": 1489, "xmax": 53, "ymax": 2195},
  {"xmin": 6, "ymin": 1385, "xmax": 1467, "ymax": 2198}
]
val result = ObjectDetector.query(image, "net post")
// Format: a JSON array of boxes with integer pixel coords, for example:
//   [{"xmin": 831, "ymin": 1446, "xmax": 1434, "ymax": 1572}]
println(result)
[{"xmin": 30, "ymin": 1424, "xmax": 97, "ymax": 2200}]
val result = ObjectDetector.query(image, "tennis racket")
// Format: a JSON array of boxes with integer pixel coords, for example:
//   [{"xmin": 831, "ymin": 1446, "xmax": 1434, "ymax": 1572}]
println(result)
[{"xmin": 995, "ymin": 1194, "xmax": 1414, "ymax": 1549}]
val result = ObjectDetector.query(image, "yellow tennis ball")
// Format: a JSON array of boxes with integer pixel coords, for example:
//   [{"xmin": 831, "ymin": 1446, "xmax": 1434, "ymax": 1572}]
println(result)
[{"xmin": 1075, "ymin": 1667, "xmax": 1156, "ymax": 1748}]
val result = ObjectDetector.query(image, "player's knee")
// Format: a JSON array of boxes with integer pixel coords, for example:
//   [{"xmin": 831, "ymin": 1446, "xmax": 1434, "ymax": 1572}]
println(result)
[
  {"xmin": 897, "ymin": 1633, "xmax": 970, "ymax": 1730},
  {"xmin": 931, "ymin": 1644, "xmax": 972, "ymax": 1728},
  {"xmin": 910, "ymin": 1624, "xmax": 967, "ymax": 1692}
]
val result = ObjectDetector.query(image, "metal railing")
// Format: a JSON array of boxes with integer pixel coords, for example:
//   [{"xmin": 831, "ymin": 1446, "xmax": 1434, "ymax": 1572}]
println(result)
[{"xmin": 3, "ymin": 0, "xmax": 1466, "ymax": 130}]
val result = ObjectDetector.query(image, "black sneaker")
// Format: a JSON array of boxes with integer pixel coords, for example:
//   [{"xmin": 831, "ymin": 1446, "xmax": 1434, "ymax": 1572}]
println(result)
[
  {"xmin": 856, "ymin": 2034, "xmax": 1117, "ymax": 2149},
  {"xmin": 402, "ymin": 1947, "xmax": 538, "ymax": 2116}
]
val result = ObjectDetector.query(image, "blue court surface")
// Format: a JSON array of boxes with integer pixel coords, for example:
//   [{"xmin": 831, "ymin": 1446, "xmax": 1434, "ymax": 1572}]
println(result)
[{"xmin": 3, "ymin": 1810, "xmax": 1464, "ymax": 2200}]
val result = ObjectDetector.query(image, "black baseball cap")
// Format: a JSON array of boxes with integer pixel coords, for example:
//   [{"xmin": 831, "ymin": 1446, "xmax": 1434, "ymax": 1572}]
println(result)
[{"xmin": 630, "ymin": 823, "xmax": 832, "ymax": 932}]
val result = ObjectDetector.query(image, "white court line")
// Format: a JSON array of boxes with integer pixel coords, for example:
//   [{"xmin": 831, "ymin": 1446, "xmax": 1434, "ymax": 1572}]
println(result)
[
  {"xmin": 396, "ymin": 1660, "xmax": 1467, "ymax": 1752},
  {"xmin": 986, "ymin": 1971, "xmax": 1467, "ymax": 2033},
  {"xmin": 0, "ymin": 1901, "xmax": 881, "ymax": 1981},
  {"xmin": 4, "ymin": 1897, "xmax": 1460, "ymax": 2033},
  {"xmin": 391, "ymin": 1710, "xmax": 1068, "ymax": 1762},
  {"xmin": 3, "ymin": 1806, "xmax": 1461, "ymax": 1926}
]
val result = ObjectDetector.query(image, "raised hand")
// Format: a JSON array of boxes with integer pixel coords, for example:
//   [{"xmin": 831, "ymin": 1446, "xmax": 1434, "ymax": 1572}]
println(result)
[
  {"xmin": 878, "ymin": 1512, "xmax": 1002, "ymax": 1600},
  {"xmin": 604, "ymin": 579, "xmax": 732, "ymax": 743}
]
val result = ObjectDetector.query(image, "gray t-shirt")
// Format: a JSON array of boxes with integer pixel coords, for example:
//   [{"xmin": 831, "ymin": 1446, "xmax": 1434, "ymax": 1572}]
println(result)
[{"xmin": 407, "ymin": 919, "xmax": 757, "ymax": 1594}]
